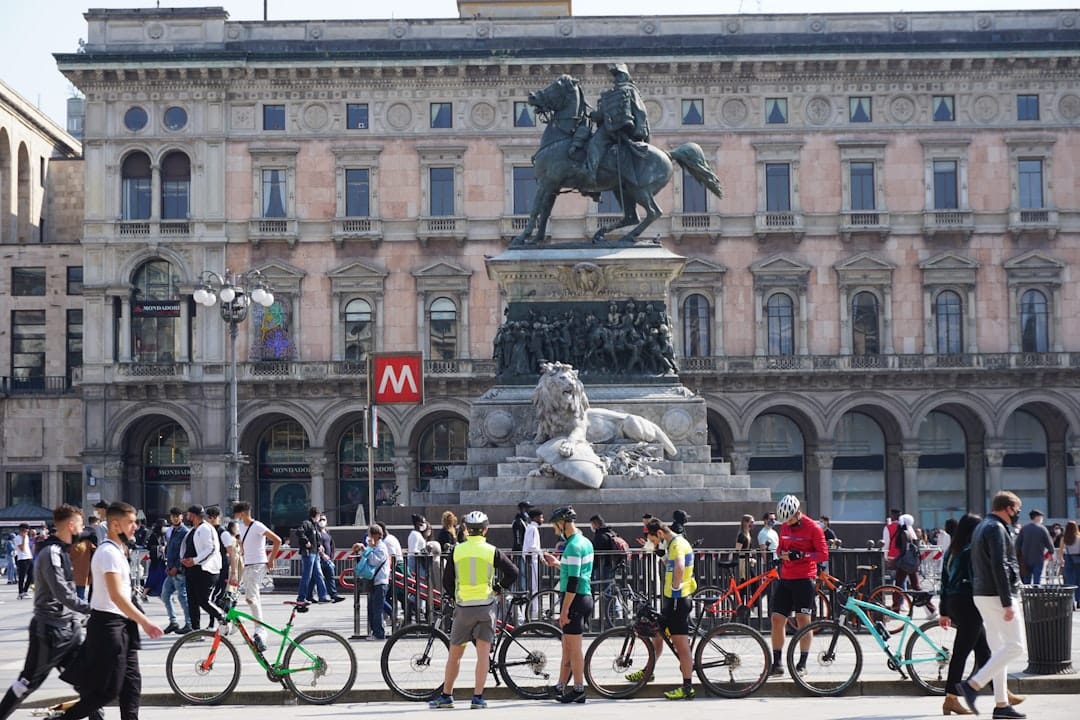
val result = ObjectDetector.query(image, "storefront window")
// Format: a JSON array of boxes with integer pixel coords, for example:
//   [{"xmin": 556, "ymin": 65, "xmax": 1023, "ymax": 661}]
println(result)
[
  {"xmin": 338, "ymin": 419, "xmax": 396, "ymax": 525},
  {"xmin": 418, "ymin": 418, "xmax": 467, "ymax": 492},
  {"xmin": 257, "ymin": 420, "xmax": 310, "ymax": 538},
  {"xmin": 832, "ymin": 412, "xmax": 886, "ymax": 521},
  {"xmin": 144, "ymin": 422, "xmax": 191, "ymax": 522},
  {"xmin": 748, "ymin": 413, "xmax": 804, "ymax": 502},
  {"xmin": 131, "ymin": 260, "xmax": 182, "ymax": 363},
  {"xmin": 917, "ymin": 411, "xmax": 967, "ymax": 530}
]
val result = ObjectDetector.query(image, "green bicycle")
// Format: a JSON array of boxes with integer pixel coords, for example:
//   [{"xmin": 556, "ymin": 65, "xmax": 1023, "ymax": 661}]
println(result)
[
  {"xmin": 165, "ymin": 597, "xmax": 357, "ymax": 705},
  {"xmin": 786, "ymin": 590, "xmax": 953, "ymax": 697}
]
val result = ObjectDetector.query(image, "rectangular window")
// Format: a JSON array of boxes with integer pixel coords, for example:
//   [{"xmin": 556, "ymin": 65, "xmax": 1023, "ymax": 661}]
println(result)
[
  {"xmin": 932, "ymin": 96, "xmax": 955, "ymax": 122},
  {"xmin": 682, "ymin": 167, "xmax": 707, "ymax": 213},
  {"xmin": 121, "ymin": 176, "xmax": 151, "ymax": 220},
  {"xmin": 681, "ymin": 99, "xmax": 704, "ymax": 125},
  {"xmin": 850, "ymin": 162, "xmax": 876, "ymax": 211},
  {"xmin": 12, "ymin": 267, "xmax": 46, "ymax": 296},
  {"xmin": 429, "ymin": 167, "xmax": 454, "ymax": 216},
  {"xmin": 513, "ymin": 101, "xmax": 535, "ymax": 128},
  {"xmin": 346, "ymin": 103, "xmax": 369, "ymax": 130},
  {"xmin": 1018, "ymin": 159, "xmax": 1044, "ymax": 209},
  {"xmin": 7, "ymin": 472, "xmax": 43, "ymax": 507},
  {"xmin": 512, "ymin": 166, "xmax": 537, "ymax": 215},
  {"xmin": 66, "ymin": 267, "xmax": 83, "ymax": 295},
  {"xmin": 765, "ymin": 163, "xmax": 791, "ymax": 212},
  {"xmin": 1017, "ymin": 94, "xmax": 1039, "ymax": 121},
  {"xmin": 263, "ymin": 104, "xmax": 285, "ymax": 131},
  {"xmin": 261, "ymin": 169, "xmax": 287, "ymax": 217},
  {"xmin": 345, "ymin": 169, "xmax": 370, "ymax": 217},
  {"xmin": 933, "ymin": 160, "xmax": 958, "ymax": 209},
  {"xmin": 430, "ymin": 102, "xmax": 453, "ymax": 129},
  {"xmin": 849, "ymin": 97, "xmax": 871, "ymax": 123},
  {"xmin": 598, "ymin": 191, "xmax": 619, "ymax": 214},
  {"xmin": 66, "ymin": 309, "xmax": 83, "ymax": 386},
  {"xmin": 161, "ymin": 178, "xmax": 189, "ymax": 220},
  {"xmin": 765, "ymin": 98, "xmax": 788, "ymax": 124},
  {"xmin": 63, "ymin": 470, "xmax": 82, "ymax": 508},
  {"xmin": 12, "ymin": 310, "xmax": 46, "ymax": 387}
]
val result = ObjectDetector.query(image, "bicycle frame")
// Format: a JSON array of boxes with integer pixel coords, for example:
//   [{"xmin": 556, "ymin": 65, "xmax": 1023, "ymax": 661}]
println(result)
[
  {"xmin": 704, "ymin": 567, "xmax": 779, "ymax": 617},
  {"xmin": 213, "ymin": 603, "xmax": 322, "ymax": 677},
  {"xmin": 840, "ymin": 596, "xmax": 947, "ymax": 671}
]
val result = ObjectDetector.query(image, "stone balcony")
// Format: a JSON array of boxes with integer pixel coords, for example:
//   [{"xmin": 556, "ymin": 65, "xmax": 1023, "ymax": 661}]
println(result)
[
  {"xmin": 417, "ymin": 216, "xmax": 468, "ymax": 245},
  {"xmin": 754, "ymin": 211, "xmax": 805, "ymax": 241},
  {"xmin": 1007, "ymin": 208, "xmax": 1059, "ymax": 240},
  {"xmin": 100, "ymin": 358, "xmax": 497, "ymax": 383},
  {"xmin": 839, "ymin": 210, "xmax": 890, "ymax": 242},
  {"xmin": 332, "ymin": 217, "xmax": 382, "ymax": 246},
  {"xmin": 670, "ymin": 212, "xmax": 722, "ymax": 243},
  {"xmin": 115, "ymin": 220, "xmax": 192, "ymax": 239},
  {"xmin": 248, "ymin": 218, "xmax": 298, "ymax": 246},
  {"xmin": 922, "ymin": 209, "xmax": 975, "ymax": 239},
  {"xmin": 679, "ymin": 351, "xmax": 1079, "ymax": 375}
]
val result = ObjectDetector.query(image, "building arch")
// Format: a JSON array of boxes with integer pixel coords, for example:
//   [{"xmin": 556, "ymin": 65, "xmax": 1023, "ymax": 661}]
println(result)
[
  {"xmin": 908, "ymin": 392, "xmax": 995, "ymax": 440},
  {"xmin": 704, "ymin": 404, "xmax": 737, "ymax": 462},
  {"xmin": 0, "ymin": 127, "xmax": 10, "ymax": 243},
  {"xmin": 116, "ymin": 410, "xmax": 199, "ymax": 516},
  {"xmin": 737, "ymin": 394, "xmax": 826, "ymax": 442},
  {"xmin": 107, "ymin": 402, "xmax": 202, "ymax": 454},
  {"xmin": 995, "ymin": 397, "xmax": 1073, "ymax": 516},
  {"xmin": 992, "ymin": 393, "xmax": 1076, "ymax": 441},
  {"xmin": 238, "ymin": 403, "xmax": 317, "ymax": 450},
  {"xmin": 316, "ymin": 401, "xmax": 403, "ymax": 449},
  {"xmin": 16, "ymin": 141, "xmax": 31, "ymax": 242},
  {"xmin": 117, "ymin": 245, "xmax": 194, "ymax": 285},
  {"xmin": 410, "ymin": 408, "xmax": 470, "ymax": 495},
  {"xmin": 823, "ymin": 393, "xmax": 907, "ymax": 441}
]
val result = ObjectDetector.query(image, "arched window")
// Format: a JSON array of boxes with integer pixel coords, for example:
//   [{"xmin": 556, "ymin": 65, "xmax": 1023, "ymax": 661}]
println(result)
[
  {"xmin": 916, "ymin": 411, "xmax": 967, "ymax": 530},
  {"xmin": 1020, "ymin": 289, "xmax": 1049, "ymax": 353},
  {"xmin": 1001, "ymin": 410, "xmax": 1048, "ymax": 514},
  {"xmin": 833, "ymin": 412, "xmax": 886, "ymax": 521},
  {"xmin": 17, "ymin": 143, "xmax": 31, "ymax": 242},
  {"xmin": 160, "ymin": 151, "xmax": 190, "ymax": 220},
  {"xmin": 418, "ymin": 417, "xmax": 468, "ymax": 492},
  {"xmin": 121, "ymin": 152, "xmax": 152, "ymax": 220},
  {"xmin": 131, "ymin": 259, "xmax": 181, "ymax": 363},
  {"xmin": 428, "ymin": 297, "xmax": 458, "ymax": 360},
  {"xmin": 344, "ymin": 298, "xmax": 373, "ymax": 362},
  {"xmin": 935, "ymin": 290, "xmax": 963, "ymax": 355},
  {"xmin": 143, "ymin": 422, "xmax": 191, "ymax": 521},
  {"xmin": 748, "ymin": 413, "xmax": 805, "ymax": 501},
  {"xmin": 256, "ymin": 420, "xmax": 310, "ymax": 538},
  {"xmin": 681, "ymin": 294, "xmax": 710, "ymax": 357},
  {"xmin": 338, "ymin": 419, "xmax": 396, "ymax": 525},
  {"xmin": 851, "ymin": 291, "xmax": 880, "ymax": 355},
  {"xmin": 766, "ymin": 293, "xmax": 794, "ymax": 356}
]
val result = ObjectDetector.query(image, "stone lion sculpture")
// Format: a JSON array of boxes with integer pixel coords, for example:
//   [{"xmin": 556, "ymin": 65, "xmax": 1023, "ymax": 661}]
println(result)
[{"xmin": 530, "ymin": 361, "xmax": 676, "ymax": 488}]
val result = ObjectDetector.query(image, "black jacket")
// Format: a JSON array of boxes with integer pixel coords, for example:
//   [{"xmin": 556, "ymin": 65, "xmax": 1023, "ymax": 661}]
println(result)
[
  {"xmin": 33, "ymin": 536, "xmax": 92, "ymax": 627},
  {"xmin": 511, "ymin": 512, "xmax": 528, "ymax": 552},
  {"xmin": 971, "ymin": 514, "xmax": 1021, "ymax": 607}
]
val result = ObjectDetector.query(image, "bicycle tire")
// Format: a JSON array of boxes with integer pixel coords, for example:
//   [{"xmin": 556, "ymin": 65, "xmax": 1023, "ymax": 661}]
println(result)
[
  {"xmin": 498, "ymin": 621, "xmax": 564, "ymax": 699},
  {"xmin": 905, "ymin": 620, "xmax": 954, "ymax": 695},
  {"xmin": 282, "ymin": 629, "xmax": 357, "ymax": 704},
  {"xmin": 692, "ymin": 585, "xmax": 733, "ymax": 633},
  {"xmin": 867, "ymin": 585, "xmax": 913, "ymax": 633},
  {"xmin": 525, "ymin": 589, "xmax": 563, "ymax": 625},
  {"xmin": 787, "ymin": 621, "xmax": 862, "ymax": 697},
  {"xmin": 165, "ymin": 630, "xmax": 241, "ymax": 705},
  {"xmin": 583, "ymin": 625, "xmax": 655, "ymax": 699},
  {"xmin": 603, "ymin": 591, "xmax": 632, "ymax": 628},
  {"xmin": 380, "ymin": 623, "xmax": 450, "ymax": 701},
  {"xmin": 694, "ymin": 622, "xmax": 770, "ymax": 698}
]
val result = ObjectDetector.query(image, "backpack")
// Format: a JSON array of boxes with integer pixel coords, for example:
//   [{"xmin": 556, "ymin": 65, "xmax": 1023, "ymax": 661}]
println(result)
[{"xmin": 895, "ymin": 525, "xmax": 921, "ymax": 573}]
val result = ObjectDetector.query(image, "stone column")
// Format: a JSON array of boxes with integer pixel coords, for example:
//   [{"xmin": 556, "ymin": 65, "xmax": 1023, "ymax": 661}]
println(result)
[
  {"xmin": 306, "ymin": 451, "xmax": 328, "ymax": 513},
  {"xmin": 119, "ymin": 297, "xmax": 132, "ymax": 362},
  {"xmin": 730, "ymin": 443, "xmax": 752, "ymax": 476},
  {"xmin": 1070, "ymin": 448, "xmax": 1080, "ymax": 519},
  {"xmin": 985, "ymin": 447, "xmax": 1006, "ymax": 501},
  {"xmin": 815, "ymin": 451, "xmax": 836, "ymax": 517},
  {"xmin": 179, "ymin": 300, "xmax": 191, "ymax": 362},
  {"xmin": 900, "ymin": 450, "xmax": 921, "ymax": 518}
]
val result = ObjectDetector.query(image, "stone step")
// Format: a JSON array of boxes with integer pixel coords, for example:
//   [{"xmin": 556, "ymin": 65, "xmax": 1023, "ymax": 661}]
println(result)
[
  {"xmin": 478, "ymin": 473, "xmax": 712, "ymax": 491},
  {"xmin": 680, "ymin": 461, "xmax": 732, "ymax": 474},
  {"xmin": 459, "ymin": 486, "xmax": 772, "ymax": 505}
]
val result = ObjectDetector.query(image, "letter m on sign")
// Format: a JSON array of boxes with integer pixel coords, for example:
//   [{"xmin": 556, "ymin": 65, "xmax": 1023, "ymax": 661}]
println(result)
[{"xmin": 373, "ymin": 353, "xmax": 423, "ymax": 404}]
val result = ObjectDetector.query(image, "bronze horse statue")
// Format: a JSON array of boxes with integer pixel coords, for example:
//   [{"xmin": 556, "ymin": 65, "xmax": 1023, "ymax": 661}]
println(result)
[{"xmin": 512, "ymin": 74, "xmax": 724, "ymax": 246}]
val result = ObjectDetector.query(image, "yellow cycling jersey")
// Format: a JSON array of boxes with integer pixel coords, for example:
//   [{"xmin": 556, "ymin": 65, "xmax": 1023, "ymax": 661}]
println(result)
[{"xmin": 663, "ymin": 534, "xmax": 697, "ymax": 598}]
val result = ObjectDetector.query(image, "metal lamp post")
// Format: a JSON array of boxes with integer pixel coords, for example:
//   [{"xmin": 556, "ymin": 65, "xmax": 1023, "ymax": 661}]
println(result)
[{"xmin": 193, "ymin": 269, "xmax": 274, "ymax": 507}]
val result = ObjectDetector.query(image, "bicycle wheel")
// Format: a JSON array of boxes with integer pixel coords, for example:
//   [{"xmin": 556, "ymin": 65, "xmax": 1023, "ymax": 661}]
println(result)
[
  {"xmin": 783, "ymin": 588, "xmax": 830, "ymax": 631},
  {"xmin": 693, "ymin": 585, "xmax": 733, "ymax": 633},
  {"xmin": 380, "ymin": 623, "xmax": 450, "ymax": 701},
  {"xmin": 905, "ymin": 620, "xmax": 954, "ymax": 695},
  {"xmin": 583, "ymin": 625, "xmax": 655, "ymax": 699},
  {"xmin": 282, "ymin": 629, "xmax": 357, "ymax": 704},
  {"xmin": 694, "ymin": 623, "xmax": 770, "ymax": 698},
  {"xmin": 603, "ymin": 588, "xmax": 634, "ymax": 628},
  {"xmin": 867, "ymin": 585, "xmax": 912, "ymax": 633},
  {"xmin": 165, "ymin": 631, "xmax": 241, "ymax": 705},
  {"xmin": 787, "ymin": 621, "xmax": 862, "ymax": 697},
  {"xmin": 498, "ymin": 621, "xmax": 564, "ymax": 699},
  {"xmin": 525, "ymin": 589, "xmax": 563, "ymax": 625}
]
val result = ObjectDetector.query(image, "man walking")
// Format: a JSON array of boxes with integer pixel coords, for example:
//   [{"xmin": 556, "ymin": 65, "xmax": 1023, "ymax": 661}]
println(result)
[
  {"xmin": 511, "ymin": 501, "xmax": 531, "ymax": 591},
  {"xmin": 13, "ymin": 524, "xmax": 33, "ymax": 599},
  {"xmin": 1015, "ymin": 509, "xmax": 1054, "ymax": 585},
  {"xmin": 56, "ymin": 502, "xmax": 165, "ymax": 720},
  {"xmin": 313, "ymin": 513, "xmax": 346, "ymax": 603},
  {"xmin": 233, "ymin": 501, "xmax": 280, "ymax": 653},
  {"xmin": 428, "ymin": 511, "xmax": 518, "ymax": 709},
  {"xmin": 179, "ymin": 505, "xmax": 223, "ymax": 631},
  {"xmin": 160, "ymin": 507, "xmax": 191, "ymax": 634},
  {"xmin": 955, "ymin": 491, "xmax": 1027, "ymax": 719},
  {"xmin": 522, "ymin": 508, "xmax": 543, "ymax": 613},
  {"xmin": 542, "ymin": 506, "xmax": 593, "ymax": 704},
  {"xmin": 0, "ymin": 505, "xmax": 100, "ymax": 720},
  {"xmin": 204, "ymin": 507, "xmax": 236, "ymax": 616},
  {"xmin": 297, "ymin": 507, "xmax": 329, "ymax": 603}
]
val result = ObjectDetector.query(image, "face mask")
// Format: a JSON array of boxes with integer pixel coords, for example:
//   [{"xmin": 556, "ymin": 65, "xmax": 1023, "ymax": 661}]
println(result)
[
  {"xmin": 117, "ymin": 531, "xmax": 130, "ymax": 545},
  {"xmin": 318, "ymin": 520, "xmax": 327, "ymax": 527},
  {"xmin": 1009, "ymin": 509, "xmax": 1021, "ymax": 525}
]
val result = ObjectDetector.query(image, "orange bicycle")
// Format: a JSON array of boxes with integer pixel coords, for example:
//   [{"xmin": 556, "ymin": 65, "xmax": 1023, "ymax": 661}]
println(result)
[{"xmin": 693, "ymin": 565, "xmax": 826, "ymax": 631}]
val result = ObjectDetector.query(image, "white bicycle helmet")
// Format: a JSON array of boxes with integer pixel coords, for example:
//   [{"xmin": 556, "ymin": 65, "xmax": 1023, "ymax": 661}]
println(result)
[
  {"xmin": 776, "ymin": 494, "xmax": 801, "ymax": 523},
  {"xmin": 463, "ymin": 510, "xmax": 489, "ymax": 530}
]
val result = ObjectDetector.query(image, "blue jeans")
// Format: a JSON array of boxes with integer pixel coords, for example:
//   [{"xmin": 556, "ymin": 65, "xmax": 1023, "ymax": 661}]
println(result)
[
  {"xmin": 1064, "ymin": 556, "xmax": 1080, "ymax": 606},
  {"xmin": 298, "ymin": 554, "xmax": 328, "ymax": 602},
  {"xmin": 1021, "ymin": 559, "xmax": 1045, "ymax": 585},
  {"xmin": 368, "ymin": 583, "xmax": 387, "ymax": 639},
  {"xmin": 161, "ymin": 572, "xmax": 190, "ymax": 626},
  {"xmin": 311, "ymin": 557, "xmax": 339, "ymax": 599}
]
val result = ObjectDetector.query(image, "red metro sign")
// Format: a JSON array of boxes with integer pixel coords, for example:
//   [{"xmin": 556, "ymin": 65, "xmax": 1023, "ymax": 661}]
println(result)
[{"xmin": 372, "ymin": 353, "xmax": 424, "ymax": 404}]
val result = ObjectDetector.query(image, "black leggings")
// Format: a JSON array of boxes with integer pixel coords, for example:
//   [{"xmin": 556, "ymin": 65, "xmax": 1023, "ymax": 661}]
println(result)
[
  {"xmin": 946, "ymin": 615, "xmax": 991, "ymax": 688},
  {"xmin": 16, "ymin": 559, "xmax": 32, "ymax": 595},
  {"xmin": 58, "ymin": 612, "xmax": 140, "ymax": 720}
]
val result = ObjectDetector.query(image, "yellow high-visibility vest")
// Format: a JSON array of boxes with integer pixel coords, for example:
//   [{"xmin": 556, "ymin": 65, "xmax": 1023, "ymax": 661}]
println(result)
[{"xmin": 454, "ymin": 535, "xmax": 497, "ymax": 606}]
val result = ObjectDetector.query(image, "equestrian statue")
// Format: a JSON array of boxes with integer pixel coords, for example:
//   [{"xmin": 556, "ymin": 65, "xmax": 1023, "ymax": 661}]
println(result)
[{"xmin": 511, "ymin": 65, "xmax": 724, "ymax": 246}]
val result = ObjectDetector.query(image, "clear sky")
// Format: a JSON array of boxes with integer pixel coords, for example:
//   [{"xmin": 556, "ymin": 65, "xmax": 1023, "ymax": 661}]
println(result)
[{"xmin": 0, "ymin": 0, "xmax": 1067, "ymax": 129}]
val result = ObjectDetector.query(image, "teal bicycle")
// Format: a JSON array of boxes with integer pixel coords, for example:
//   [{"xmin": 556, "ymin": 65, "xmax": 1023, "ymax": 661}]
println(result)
[
  {"xmin": 165, "ymin": 597, "xmax": 357, "ymax": 705},
  {"xmin": 786, "ymin": 591, "xmax": 953, "ymax": 697}
]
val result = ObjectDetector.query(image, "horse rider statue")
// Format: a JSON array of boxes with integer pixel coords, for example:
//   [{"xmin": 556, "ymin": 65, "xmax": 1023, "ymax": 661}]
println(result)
[{"xmin": 570, "ymin": 63, "xmax": 651, "ymax": 190}]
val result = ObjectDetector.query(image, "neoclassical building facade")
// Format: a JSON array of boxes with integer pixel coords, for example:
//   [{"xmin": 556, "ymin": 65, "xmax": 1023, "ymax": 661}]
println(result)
[{"xmin": 34, "ymin": 4, "xmax": 1080, "ymax": 533}]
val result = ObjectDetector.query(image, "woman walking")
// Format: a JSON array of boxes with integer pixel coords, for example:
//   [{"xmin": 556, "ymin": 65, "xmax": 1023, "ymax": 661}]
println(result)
[{"xmin": 1055, "ymin": 521, "xmax": 1080, "ymax": 609}]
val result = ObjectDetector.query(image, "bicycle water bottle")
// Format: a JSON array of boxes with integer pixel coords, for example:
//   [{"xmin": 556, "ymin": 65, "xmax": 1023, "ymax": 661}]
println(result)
[{"xmin": 873, "ymin": 620, "xmax": 890, "ymax": 640}]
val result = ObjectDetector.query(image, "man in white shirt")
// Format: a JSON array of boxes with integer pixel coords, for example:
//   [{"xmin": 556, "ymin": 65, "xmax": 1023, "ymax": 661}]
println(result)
[
  {"xmin": 522, "ymin": 508, "xmax": 544, "ymax": 617},
  {"xmin": 180, "ymin": 505, "xmax": 222, "ymax": 631},
  {"xmin": 56, "ymin": 502, "xmax": 163, "ymax": 720},
  {"xmin": 757, "ymin": 512, "xmax": 779, "ymax": 560},
  {"xmin": 13, "ymin": 524, "xmax": 33, "ymax": 599},
  {"xmin": 232, "ymin": 501, "xmax": 280, "ymax": 652}
]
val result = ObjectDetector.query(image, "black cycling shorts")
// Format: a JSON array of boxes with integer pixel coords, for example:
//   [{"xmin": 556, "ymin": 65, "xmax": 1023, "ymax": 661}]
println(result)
[
  {"xmin": 771, "ymin": 578, "xmax": 816, "ymax": 617},
  {"xmin": 659, "ymin": 596, "xmax": 692, "ymax": 635},
  {"xmin": 561, "ymin": 594, "xmax": 594, "ymax": 635}
]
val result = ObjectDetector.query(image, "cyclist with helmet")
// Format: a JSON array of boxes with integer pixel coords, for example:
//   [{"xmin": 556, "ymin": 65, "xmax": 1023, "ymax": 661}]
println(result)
[
  {"xmin": 769, "ymin": 494, "xmax": 828, "ymax": 677},
  {"xmin": 542, "ymin": 506, "xmax": 593, "ymax": 704},
  {"xmin": 429, "ymin": 511, "xmax": 518, "ymax": 710}
]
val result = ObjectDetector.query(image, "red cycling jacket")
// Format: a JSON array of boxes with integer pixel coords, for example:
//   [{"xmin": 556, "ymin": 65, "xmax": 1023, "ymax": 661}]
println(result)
[{"xmin": 777, "ymin": 516, "xmax": 829, "ymax": 580}]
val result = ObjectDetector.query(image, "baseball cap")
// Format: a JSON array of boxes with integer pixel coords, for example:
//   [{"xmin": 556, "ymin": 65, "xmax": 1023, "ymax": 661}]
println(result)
[
  {"xmin": 186, "ymin": 504, "xmax": 205, "ymax": 517},
  {"xmin": 1029, "ymin": 509, "xmax": 1044, "ymax": 519}
]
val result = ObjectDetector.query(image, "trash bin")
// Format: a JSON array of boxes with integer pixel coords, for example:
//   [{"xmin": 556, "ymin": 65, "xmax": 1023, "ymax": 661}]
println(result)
[{"xmin": 1020, "ymin": 585, "xmax": 1076, "ymax": 674}]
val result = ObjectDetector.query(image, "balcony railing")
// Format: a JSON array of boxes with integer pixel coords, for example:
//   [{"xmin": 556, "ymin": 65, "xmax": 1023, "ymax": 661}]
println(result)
[
  {"xmin": 839, "ymin": 211, "xmax": 890, "ymax": 241},
  {"xmin": 333, "ymin": 217, "xmax": 383, "ymax": 246},
  {"xmin": 117, "ymin": 221, "xmax": 151, "ymax": 236},
  {"xmin": 671, "ymin": 212, "xmax": 721, "ymax": 241},
  {"xmin": 922, "ymin": 210, "xmax": 974, "ymax": 238},
  {"xmin": 1007, "ymin": 208, "xmax": 1059, "ymax": 240},
  {"xmin": 248, "ymin": 218, "xmax": 299, "ymax": 246},
  {"xmin": 678, "ymin": 352, "xmax": 1075, "ymax": 374},
  {"xmin": 418, "ymin": 216, "xmax": 468, "ymax": 245},
  {"xmin": 0, "ymin": 376, "xmax": 76, "ymax": 395},
  {"xmin": 584, "ymin": 213, "xmax": 625, "ymax": 239},
  {"xmin": 754, "ymin": 211, "xmax": 805, "ymax": 241},
  {"xmin": 116, "ymin": 363, "xmax": 187, "ymax": 378},
  {"xmin": 159, "ymin": 221, "xmax": 191, "ymax": 236}
]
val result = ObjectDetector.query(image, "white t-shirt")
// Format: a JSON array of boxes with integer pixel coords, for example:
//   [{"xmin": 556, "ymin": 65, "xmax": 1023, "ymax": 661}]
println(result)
[
  {"xmin": 191, "ymin": 522, "xmax": 222, "ymax": 575},
  {"xmin": 383, "ymin": 533, "xmax": 403, "ymax": 564},
  {"xmin": 523, "ymin": 522, "xmax": 541, "ymax": 556},
  {"xmin": 14, "ymin": 533, "xmax": 33, "ymax": 560},
  {"xmin": 758, "ymin": 526, "xmax": 779, "ymax": 557},
  {"xmin": 90, "ymin": 539, "xmax": 130, "ymax": 617},
  {"xmin": 240, "ymin": 520, "xmax": 270, "ymax": 565},
  {"xmin": 937, "ymin": 529, "xmax": 951, "ymax": 556},
  {"xmin": 408, "ymin": 529, "xmax": 427, "ymax": 556}
]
